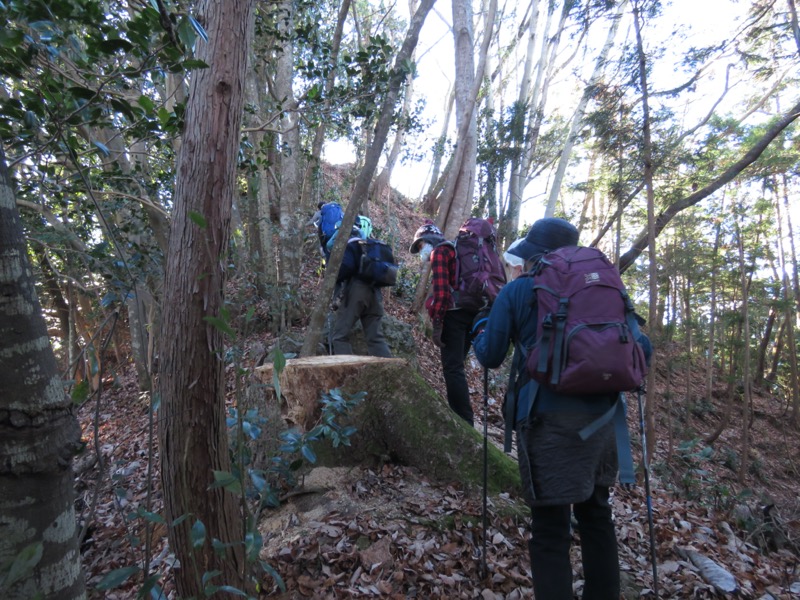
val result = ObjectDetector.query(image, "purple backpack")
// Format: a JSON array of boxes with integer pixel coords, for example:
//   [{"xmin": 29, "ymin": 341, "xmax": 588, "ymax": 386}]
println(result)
[
  {"xmin": 525, "ymin": 246, "xmax": 647, "ymax": 395},
  {"xmin": 445, "ymin": 218, "xmax": 507, "ymax": 312}
]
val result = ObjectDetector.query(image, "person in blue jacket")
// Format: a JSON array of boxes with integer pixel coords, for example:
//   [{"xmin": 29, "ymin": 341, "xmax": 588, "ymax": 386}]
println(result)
[{"xmin": 473, "ymin": 217, "xmax": 649, "ymax": 600}]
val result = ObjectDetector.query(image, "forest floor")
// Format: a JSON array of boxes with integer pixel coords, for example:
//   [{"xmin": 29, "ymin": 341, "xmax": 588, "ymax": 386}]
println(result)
[{"xmin": 74, "ymin": 171, "xmax": 800, "ymax": 598}]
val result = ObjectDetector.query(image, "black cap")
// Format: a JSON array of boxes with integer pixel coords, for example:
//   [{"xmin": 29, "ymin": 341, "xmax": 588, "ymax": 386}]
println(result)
[{"xmin": 507, "ymin": 217, "xmax": 579, "ymax": 261}]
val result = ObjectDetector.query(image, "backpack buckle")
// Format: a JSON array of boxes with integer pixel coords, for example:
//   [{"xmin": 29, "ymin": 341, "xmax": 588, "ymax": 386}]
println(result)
[{"xmin": 556, "ymin": 298, "xmax": 569, "ymax": 319}]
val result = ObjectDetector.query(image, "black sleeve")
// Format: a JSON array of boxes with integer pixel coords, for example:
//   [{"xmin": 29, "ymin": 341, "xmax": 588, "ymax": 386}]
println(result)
[{"xmin": 337, "ymin": 241, "xmax": 360, "ymax": 282}]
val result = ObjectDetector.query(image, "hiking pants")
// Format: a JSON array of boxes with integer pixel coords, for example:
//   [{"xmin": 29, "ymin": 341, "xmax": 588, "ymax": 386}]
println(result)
[
  {"xmin": 332, "ymin": 279, "xmax": 392, "ymax": 358},
  {"xmin": 528, "ymin": 485, "xmax": 620, "ymax": 600},
  {"xmin": 439, "ymin": 308, "xmax": 475, "ymax": 426}
]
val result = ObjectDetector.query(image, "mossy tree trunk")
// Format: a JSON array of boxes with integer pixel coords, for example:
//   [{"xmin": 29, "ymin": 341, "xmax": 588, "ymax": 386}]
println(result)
[
  {"xmin": 0, "ymin": 146, "xmax": 86, "ymax": 599},
  {"xmin": 256, "ymin": 356, "xmax": 521, "ymax": 495}
]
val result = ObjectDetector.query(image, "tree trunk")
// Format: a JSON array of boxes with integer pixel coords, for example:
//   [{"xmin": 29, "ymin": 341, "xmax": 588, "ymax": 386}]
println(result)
[
  {"xmin": 775, "ymin": 179, "xmax": 800, "ymax": 423},
  {"xmin": 735, "ymin": 214, "xmax": 752, "ymax": 485},
  {"xmin": 680, "ymin": 286, "xmax": 695, "ymax": 433},
  {"xmin": 505, "ymin": 0, "xmax": 543, "ymax": 238},
  {"xmin": 664, "ymin": 359, "xmax": 674, "ymax": 462},
  {"xmin": 577, "ymin": 150, "xmax": 598, "ymax": 239},
  {"xmin": 784, "ymin": 275, "xmax": 800, "ymax": 424},
  {"xmin": 755, "ymin": 307, "xmax": 777, "ymax": 387},
  {"xmin": 705, "ymin": 320, "xmax": 741, "ymax": 445},
  {"xmin": 242, "ymin": 41, "xmax": 281, "ymax": 304},
  {"xmin": 157, "ymin": 0, "xmax": 255, "ymax": 596},
  {"xmin": 633, "ymin": 0, "xmax": 657, "ymax": 461},
  {"xmin": 782, "ymin": 174, "xmax": 800, "ymax": 317},
  {"xmin": 92, "ymin": 128, "xmax": 164, "ymax": 392},
  {"xmin": 373, "ymin": 0, "xmax": 418, "ymax": 205},
  {"xmin": 682, "ymin": 273, "xmax": 693, "ymax": 354},
  {"xmin": 767, "ymin": 318, "xmax": 785, "ymax": 384},
  {"xmin": 706, "ymin": 207, "xmax": 723, "ymax": 402},
  {"xmin": 34, "ymin": 247, "xmax": 71, "ymax": 363},
  {"xmin": 301, "ymin": 0, "xmax": 351, "ymax": 213},
  {"xmin": 788, "ymin": 0, "xmax": 800, "ymax": 56},
  {"xmin": 275, "ymin": 0, "xmax": 305, "ymax": 325},
  {"xmin": 126, "ymin": 283, "xmax": 153, "ymax": 391},
  {"xmin": 0, "ymin": 147, "xmax": 86, "ymax": 599},
  {"xmin": 243, "ymin": 47, "xmax": 271, "ymax": 297},
  {"xmin": 545, "ymin": 0, "xmax": 628, "ymax": 215},
  {"xmin": 412, "ymin": 0, "xmax": 496, "ymax": 314},
  {"xmin": 422, "ymin": 92, "xmax": 454, "ymax": 213},
  {"xmin": 437, "ymin": 0, "xmax": 480, "ymax": 235},
  {"xmin": 255, "ymin": 356, "xmax": 520, "ymax": 493}
]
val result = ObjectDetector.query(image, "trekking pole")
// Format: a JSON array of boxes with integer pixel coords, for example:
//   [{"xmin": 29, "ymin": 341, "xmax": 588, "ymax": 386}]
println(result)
[
  {"xmin": 636, "ymin": 386, "xmax": 659, "ymax": 598},
  {"xmin": 480, "ymin": 366, "xmax": 489, "ymax": 580}
]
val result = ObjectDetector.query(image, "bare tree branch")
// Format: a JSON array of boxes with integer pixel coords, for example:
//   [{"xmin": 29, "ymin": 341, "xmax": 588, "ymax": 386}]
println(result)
[{"xmin": 619, "ymin": 98, "xmax": 800, "ymax": 273}]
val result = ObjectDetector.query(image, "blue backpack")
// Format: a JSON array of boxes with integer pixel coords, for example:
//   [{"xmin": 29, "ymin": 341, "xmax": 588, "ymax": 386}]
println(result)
[{"xmin": 319, "ymin": 202, "xmax": 344, "ymax": 240}]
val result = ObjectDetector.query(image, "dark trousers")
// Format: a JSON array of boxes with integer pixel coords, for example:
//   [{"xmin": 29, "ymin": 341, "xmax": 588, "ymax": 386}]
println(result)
[
  {"xmin": 528, "ymin": 486, "xmax": 620, "ymax": 600},
  {"xmin": 439, "ymin": 308, "xmax": 475, "ymax": 426},
  {"xmin": 332, "ymin": 280, "xmax": 392, "ymax": 358}
]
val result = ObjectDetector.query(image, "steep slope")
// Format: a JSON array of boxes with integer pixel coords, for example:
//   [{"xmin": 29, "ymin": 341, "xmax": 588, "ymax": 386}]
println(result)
[{"xmin": 74, "ymin": 165, "xmax": 800, "ymax": 598}]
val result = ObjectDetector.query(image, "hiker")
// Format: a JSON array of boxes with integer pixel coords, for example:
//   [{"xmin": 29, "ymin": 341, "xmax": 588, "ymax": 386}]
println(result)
[
  {"xmin": 410, "ymin": 219, "xmax": 506, "ymax": 426},
  {"xmin": 472, "ymin": 217, "xmax": 651, "ymax": 600},
  {"xmin": 330, "ymin": 216, "xmax": 394, "ymax": 358}
]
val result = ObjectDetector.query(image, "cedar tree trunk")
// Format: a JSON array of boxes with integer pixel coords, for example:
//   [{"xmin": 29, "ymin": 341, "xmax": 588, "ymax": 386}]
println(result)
[{"xmin": 157, "ymin": 0, "xmax": 256, "ymax": 596}]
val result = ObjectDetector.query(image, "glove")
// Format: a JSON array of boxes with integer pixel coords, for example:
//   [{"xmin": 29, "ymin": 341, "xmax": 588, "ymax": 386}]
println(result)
[
  {"xmin": 330, "ymin": 284, "xmax": 345, "ymax": 311},
  {"xmin": 431, "ymin": 318, "xmax": 445, "ymax": 348},
  {"xmin": 470, "ymin": 308, "xmax": 490, "ymax": 340}
]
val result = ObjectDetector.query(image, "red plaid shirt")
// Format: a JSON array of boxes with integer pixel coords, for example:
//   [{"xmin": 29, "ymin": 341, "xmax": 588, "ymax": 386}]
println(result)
[{"xmin": 428, "ymin": 243, "xmax": 456, "ymax": 322}]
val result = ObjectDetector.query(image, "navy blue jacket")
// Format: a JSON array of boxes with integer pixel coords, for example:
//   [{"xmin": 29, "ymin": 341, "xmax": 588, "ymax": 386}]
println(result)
[{"xmin": 335, "ymin": 237, "xmax": 365, "ymax": 284}]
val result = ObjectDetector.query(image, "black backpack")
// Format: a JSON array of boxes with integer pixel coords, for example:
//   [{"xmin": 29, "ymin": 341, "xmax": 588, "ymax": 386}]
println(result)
[{"xmin": 357, "ymin": 239, "xmax": 398, "ymax": 287}]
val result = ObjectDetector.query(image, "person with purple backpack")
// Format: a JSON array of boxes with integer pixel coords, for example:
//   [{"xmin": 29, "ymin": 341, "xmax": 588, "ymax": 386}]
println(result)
[
  {"xmin": 409, "ymin": 218, "xmax": 507, "ymax": 427},
  {"xmin": 472, "ymin": 217, "xmax": 651, "ymax": 600}
]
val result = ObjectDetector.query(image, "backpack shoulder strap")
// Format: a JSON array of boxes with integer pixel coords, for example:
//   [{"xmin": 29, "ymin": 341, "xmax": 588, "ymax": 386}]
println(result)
[
  {"xmin": 505, "ymin": 287, "xmax": 538, "ymax": 452},
  {"xmin": 504, "ymin": 356, "xmax": 520, "ymax": 454},
  {"xmin": 575, "ymin": 394, "xmax": 634, "ymax": 485},
  {"xmin": 614, "ymin": 394, "xmax": 635, "ymax": 485}
]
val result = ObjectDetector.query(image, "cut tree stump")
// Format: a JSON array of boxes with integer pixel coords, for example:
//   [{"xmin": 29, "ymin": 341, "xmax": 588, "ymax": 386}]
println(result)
[{"xmin": 254, "ymin": 354, "xmax": 520, "ymax": 494}]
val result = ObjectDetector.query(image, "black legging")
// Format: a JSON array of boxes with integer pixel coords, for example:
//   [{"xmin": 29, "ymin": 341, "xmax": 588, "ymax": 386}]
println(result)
[
  {"xmin": 528, "ymin": 485, "xmax": 620, "ymax": 599},
  {"xmin": 438, "ymin": 308, "xmax": 475, "ymax": 426}
]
